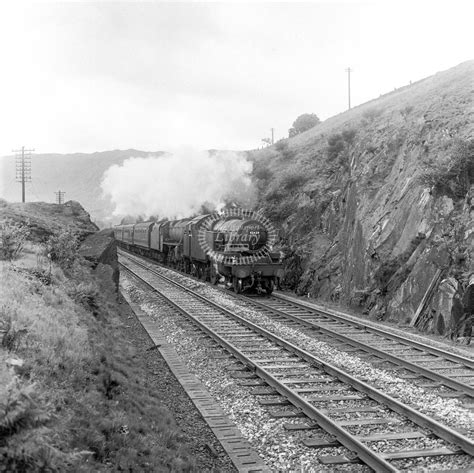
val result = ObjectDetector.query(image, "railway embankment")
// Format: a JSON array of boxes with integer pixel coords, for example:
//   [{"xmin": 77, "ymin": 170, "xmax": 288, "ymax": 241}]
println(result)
[
  {"xmin": 0, "ymin": 200, "xmax": 234, "ymax": 471},
  {"xmin": 251, "ymin": 60, "xmax": 474, "ymax": 340}
]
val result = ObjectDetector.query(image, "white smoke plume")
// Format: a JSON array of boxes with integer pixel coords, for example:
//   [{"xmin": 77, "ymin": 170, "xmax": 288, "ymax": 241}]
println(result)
[{"xmin": 101, "ymin": 149, "xmax": 256, "ymax": 220}]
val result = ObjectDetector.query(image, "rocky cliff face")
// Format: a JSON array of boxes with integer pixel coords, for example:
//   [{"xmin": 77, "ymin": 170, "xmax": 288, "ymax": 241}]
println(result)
[{"xmin": 251, "ymin": 61, "xmax": 473, "ymax": 339}]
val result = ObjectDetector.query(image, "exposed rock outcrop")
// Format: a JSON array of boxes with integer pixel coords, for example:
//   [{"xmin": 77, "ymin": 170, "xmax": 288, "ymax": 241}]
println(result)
[
  {"xmin": 79, "ymin": 229, "xmax": 119, "ymax": 290},
  {"xmin": 1, "ymin": 200, "xmax": 118, "ymax": 288},
  {"xmin": 251, "ymin": 61, "xmax": 473, "ymax": 340},
  {"xmin": 0, "ymin": 200, "xmax": 98, "ymax": 241}
]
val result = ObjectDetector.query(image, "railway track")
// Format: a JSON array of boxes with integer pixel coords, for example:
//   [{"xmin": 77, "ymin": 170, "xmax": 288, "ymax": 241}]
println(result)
[
  {"xmin": 118, "ymin": 250, "xmax": 474, "ymax": 472},
  {"xmin": 234, "ymin": 294, "xmax": 474, "ymax": 405}
]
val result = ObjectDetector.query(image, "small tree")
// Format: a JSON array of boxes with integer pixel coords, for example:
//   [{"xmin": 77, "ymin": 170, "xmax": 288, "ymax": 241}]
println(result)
[
  {"xmin": 288, "ymin": 113, "xmax": 320, "ymax": 137},
  {"xmin": 0, "ymin": 220, "xmax": 30, "ymax": 261},
  {"xmin": 419, "ymin": 139, "xmax": 474, "ymax": 199},
  {"xmin": 46, "ymin": 230, "xmax": 79, "ymax": 269}
]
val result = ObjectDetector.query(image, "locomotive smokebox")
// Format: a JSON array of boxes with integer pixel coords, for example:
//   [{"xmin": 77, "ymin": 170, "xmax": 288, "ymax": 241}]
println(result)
[{"xmin": 212, "ymin": 218, "xmax": 267, "ymax": 253}]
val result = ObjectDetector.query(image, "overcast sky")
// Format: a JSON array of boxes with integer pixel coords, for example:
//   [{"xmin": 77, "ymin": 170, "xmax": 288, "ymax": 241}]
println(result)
[{"xmin": 0, "ymin": 0, "xmax": 472, "ymax": 156}]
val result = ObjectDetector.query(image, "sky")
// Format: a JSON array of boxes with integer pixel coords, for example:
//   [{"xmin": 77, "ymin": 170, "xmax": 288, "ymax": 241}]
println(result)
[{"xmin": 0, "ymin": 0, "xmax": 472, "ymax": 156}]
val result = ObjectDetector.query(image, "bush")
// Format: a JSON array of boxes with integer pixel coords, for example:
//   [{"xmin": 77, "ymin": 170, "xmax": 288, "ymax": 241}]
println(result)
[
  {"xmin": 341, "ymin": 128, "xmax": 357, "ymax": 144},
  {"xmin": 45, "ymin": 230, "xmax": 79, "ymax": 269},
  {"xmin": 0, "ymin": 220, "xmax": 30, "ymax": 261},
  {"xmin": 67, "ymin": 282, "xmax": 100, "ymax": 313},
  {"xmin": 280, "ymin": 170, "xmax": 308, "ymax": 191},
  {"xmin": 419, "ymin": 139, "xmax": 474, "ymax": 199},
  {"xmin": 327, "ymin": 133, "xmax": 346, "ymax": 162},
  {"xmin": 253, "ymin": 162, "xmax": 273, "ymax": 182},
  {"xmin": 362, "ymin": 107, "xmax": 383, "ymax": 124},
  {"xmin": 274, "ymin": 140, "xmax": 295, "ymax": 160}
]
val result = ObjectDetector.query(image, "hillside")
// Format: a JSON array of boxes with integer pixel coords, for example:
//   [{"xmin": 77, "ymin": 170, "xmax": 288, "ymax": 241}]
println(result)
[
  {"xmin": 250, "ymin": 60, "xmax": 474, "ymax": 337},
  {"xmin": 0, "ymin": 202, "xmax": 233, "ymax": 471},
  {"xmin": 0, "ymin": 149, "xmax": 165, "ymax": 227}
]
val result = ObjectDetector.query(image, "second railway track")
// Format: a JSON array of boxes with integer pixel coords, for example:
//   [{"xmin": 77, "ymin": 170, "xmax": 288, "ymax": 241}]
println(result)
[
  {"xmin": 235, "ymin": 294, "xmax": 474, "ymax": 403},
  {"xmin": 119, "ymin": 250, "xmax": 474, "ymax": 472}
]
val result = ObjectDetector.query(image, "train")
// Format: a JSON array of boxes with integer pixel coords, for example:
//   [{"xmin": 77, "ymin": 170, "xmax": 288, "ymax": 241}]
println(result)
[{"xmin": 114, "ymin": 210, "xmax": 284, "ymax": 294}]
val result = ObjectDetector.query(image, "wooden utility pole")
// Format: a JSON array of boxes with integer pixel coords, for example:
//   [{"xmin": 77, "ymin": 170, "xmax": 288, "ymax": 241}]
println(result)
[
  {"xmin": 345, "ymin": 67, "xmax": 352, "ymax": 110},
  {"xmin": 55, "ymin": 190, "xmax": 66, "ymax": 205},
  {"xmin": 271, "ymin": 128, "xmax": 274, "ymax": 145},
  {"xmin": 13, "ymin": 146, "xmax": 34, "ymax": 203}
]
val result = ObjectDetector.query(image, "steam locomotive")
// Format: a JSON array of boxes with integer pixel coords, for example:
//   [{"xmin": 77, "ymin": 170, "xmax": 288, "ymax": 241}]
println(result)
[{"xmin": 114, "ymin": 210, "xmax": 283, "ymax": 294}]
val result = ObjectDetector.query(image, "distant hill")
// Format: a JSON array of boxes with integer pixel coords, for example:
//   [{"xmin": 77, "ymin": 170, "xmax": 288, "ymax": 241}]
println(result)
[{"xmin": 0, "ymin": 149, "xmax": 165, "ymax": 227}]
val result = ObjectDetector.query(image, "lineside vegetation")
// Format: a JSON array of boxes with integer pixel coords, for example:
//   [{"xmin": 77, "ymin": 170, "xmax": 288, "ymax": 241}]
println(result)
[{"xmin": 0, "ymin": 226, "xmax": 197, "ymax": 471}]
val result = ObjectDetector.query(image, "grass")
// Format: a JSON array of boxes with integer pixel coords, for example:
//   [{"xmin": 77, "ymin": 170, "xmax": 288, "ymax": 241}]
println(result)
[{"xmin": 0, "ymin": 243, "xmax": 197, "ymax": 471}]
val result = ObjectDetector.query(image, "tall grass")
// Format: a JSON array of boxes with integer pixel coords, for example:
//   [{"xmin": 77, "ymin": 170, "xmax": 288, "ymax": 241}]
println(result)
[{"xmin": 0, "ymin": 242, "xmax": 197, "ymax": 471}]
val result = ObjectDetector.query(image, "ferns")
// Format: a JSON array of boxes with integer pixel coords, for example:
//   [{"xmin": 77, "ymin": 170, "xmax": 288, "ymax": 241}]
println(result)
[
  {"xmin": 0, "ymin": 382, "xmax": 49, "ymax": 435},
  {"xmin": 0, "ymin": 380, "xmax": 62, "ymax": 471}
]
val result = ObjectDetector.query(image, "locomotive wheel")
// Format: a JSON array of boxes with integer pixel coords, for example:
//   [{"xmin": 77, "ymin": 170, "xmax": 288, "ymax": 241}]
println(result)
[
  {"xmin": 266, "ymin": 280, "xmax": 274, "ymax": 295},
  {"xmin": 210, "ymin": 265, "xmax": 218, "ymax": 285},
  {"xmin": 233, "ymin": 278, "xmax": 242, "ymax": 294}
]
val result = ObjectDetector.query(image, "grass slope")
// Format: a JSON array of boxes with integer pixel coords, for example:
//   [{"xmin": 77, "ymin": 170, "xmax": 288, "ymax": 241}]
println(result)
[{"xmin": 0, "ymin": 246, "xmax": 200, "ymax": 471}]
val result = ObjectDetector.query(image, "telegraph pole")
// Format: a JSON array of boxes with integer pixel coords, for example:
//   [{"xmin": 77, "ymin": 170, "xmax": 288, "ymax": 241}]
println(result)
[
  {"xmin": 270, "ymin": 128, "xmax": 274, "ymax": 145},
  {"xmin": 55, "ymin": 190, "xmax": 66, "ymax": 205},
  {"xmin": 345, "ymin": 67, "xmax": 352, "ymax": 110},
  {"xmin": 13, "ymin": 146, "xmax": 34, "ymax": 203}
]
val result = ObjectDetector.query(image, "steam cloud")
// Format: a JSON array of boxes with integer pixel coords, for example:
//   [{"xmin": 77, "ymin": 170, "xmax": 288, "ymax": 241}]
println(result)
[{"xmin": 101, "ymin": 149, "xmax": 256, "ymax": 220}]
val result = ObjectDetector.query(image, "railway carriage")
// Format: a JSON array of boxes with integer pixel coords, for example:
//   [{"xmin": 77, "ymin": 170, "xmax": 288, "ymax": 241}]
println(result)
[
  {"xmin": 120, "ymin": 224, "xmax": 135, "ymax": 250},
  {"xmin": 133, "ymin": 221, "xmax": 154, "ymax": 255}
]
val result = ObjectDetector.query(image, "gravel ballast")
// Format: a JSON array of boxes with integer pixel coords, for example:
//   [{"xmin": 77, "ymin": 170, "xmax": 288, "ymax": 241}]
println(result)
[
  {"xmin": 120, "ymin": 266, "xmax": 474, "ymax": 472},
  {"xmin": 116, "ymin": 288, "xmax": 238, "ymax": 472}
]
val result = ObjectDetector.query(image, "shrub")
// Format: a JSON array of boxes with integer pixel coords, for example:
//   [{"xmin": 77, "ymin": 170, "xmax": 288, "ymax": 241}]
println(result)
[
  {"xmin": 253, "ymin": 162, "xmax": 273, "ymax": 182},
  {"xmin": 45, "ymin": 230, "xmax": 79, "ymax": 269},
  {"xmin": 341, "ymin": 128, "xmax": 357, "ymax": 144},
  {"xmin": 275, "ymin": 140, "xmax": 295, "ymax": 160},
  {"xmin": 67, "ymin": 282, "xmax": 100, "ymax": 313},
  {"xmin": 0, "ymin": 220, "xmax": 30, "ymax": 261},
  {"xmin": 327, "ymin": 133, "xmax": 345, "ymax": 161},
  {"xmin": 280, "ymin": 170, "xmax": 308, "ymax": 191},
  {"xmin": 419, "ymin": 139, "xmax": 474, "ymax": 199},
  {"xmin": 362, "ymin": 107, "xmax": 383, "ymax": 124}
]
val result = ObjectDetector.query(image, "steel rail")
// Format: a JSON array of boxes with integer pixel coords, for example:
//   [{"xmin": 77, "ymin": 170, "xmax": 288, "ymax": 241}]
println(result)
[
  {"xmin": 117, "ymin": 246, "xmax": 473, "ymax": 372},
  {"xmin": 119, "ymin": 255, "xmax": 474, "ymax": 460},
  {"xmin": 239, "ymin": 296, "xmax": 474, "ymax": 398},
  {"xmin": 119, "ymin": 260, "xmax": 398, "ymax": 472},
  {"xmin": 271, "ymin": 294, "xmax": 474, "ymax": 369}
]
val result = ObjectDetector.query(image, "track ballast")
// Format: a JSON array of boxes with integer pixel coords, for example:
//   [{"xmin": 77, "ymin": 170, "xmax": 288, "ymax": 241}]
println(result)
[{"xmin": 118, "ymin": 250, "xmax": 474, "ymax": 472}]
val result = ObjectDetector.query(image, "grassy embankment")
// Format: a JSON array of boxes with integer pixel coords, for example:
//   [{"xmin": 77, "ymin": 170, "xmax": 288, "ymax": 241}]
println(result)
[{"xmin": 0, "ymin": 223, "xmax": 196, "ymax": 471}]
